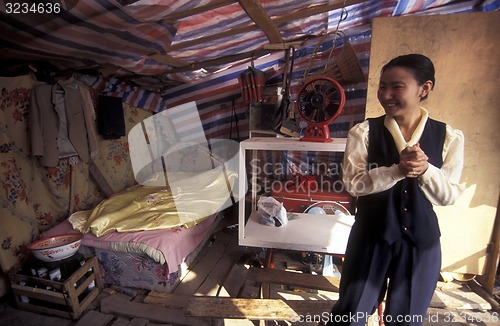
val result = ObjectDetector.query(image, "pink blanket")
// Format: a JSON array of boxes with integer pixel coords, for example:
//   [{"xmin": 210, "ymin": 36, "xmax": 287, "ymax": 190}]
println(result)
[{"xmin": 41, "ymin": 214, "xmax": 217, "ymax": 273}]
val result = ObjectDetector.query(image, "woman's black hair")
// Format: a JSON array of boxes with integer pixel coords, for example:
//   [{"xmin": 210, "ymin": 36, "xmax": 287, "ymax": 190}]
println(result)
[{"xmin": 381, "ymin": 54, "xmax": 435, "ymax": 100}]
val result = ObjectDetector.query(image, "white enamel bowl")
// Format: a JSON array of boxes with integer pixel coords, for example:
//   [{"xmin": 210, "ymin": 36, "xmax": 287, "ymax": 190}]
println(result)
[{"xmin": 27, "ymin": 233, "xmax": 83, "ymax": 262}]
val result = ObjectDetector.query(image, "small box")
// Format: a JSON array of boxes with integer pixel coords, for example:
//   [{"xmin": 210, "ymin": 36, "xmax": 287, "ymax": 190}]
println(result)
[{"xmin": 9, "ymin": 255, "xmax": 103, "ymax": 319}]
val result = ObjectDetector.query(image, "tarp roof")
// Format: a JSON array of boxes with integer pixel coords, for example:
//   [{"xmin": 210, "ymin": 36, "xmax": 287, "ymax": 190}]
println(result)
[{"xmin": 1, "ymin": 0, "xmax": 498, "ymax": 92}]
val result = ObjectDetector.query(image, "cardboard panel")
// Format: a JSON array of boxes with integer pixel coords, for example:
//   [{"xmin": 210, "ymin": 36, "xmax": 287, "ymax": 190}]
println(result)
[{"xmin": 366, "ymin": 11, "xmax": 500, "ymax": 275}]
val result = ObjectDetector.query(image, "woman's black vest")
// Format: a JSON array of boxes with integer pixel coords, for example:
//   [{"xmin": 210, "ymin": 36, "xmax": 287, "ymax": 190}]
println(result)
[{"xmin": 354, "ymin": 116, "xmax": 446, "ymax": 248}]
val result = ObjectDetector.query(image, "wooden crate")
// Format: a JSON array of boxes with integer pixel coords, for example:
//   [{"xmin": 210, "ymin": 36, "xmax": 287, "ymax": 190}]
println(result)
[{"xmin": 9, "ymin": 256, "xmax": 103, "ymax": 319}]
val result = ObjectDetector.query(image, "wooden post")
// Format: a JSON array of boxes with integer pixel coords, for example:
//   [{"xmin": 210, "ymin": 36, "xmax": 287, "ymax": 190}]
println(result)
[{"xmin": 478, "ymin": 195, "xmax": 500, "ymax": 294}]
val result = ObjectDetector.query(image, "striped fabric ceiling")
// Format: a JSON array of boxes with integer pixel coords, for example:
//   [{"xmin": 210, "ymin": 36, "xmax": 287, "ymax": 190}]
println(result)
[
  {"xmin": 1, "ymin": 0, "xmax": 497, "ymax": 91},
  {"xmin": 1, "ymin": 0, "xmax": 498, "ymax": 141}
]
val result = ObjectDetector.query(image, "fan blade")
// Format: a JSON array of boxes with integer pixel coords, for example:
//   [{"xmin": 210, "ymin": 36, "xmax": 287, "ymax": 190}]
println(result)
[
  {"xmin": 316, "ymin": 109, "xmax": 328, "ymax": 122},
  {"xmin": 325, "ymin": 81, "xmax": 339, "ymax": 93},
  {"xmin": 305, "ymin": 82, "xmax": 316, "ymax": 93},
  {"xmin": 297, "ymin": 77, "xmax": 345, "ymax": 124}
]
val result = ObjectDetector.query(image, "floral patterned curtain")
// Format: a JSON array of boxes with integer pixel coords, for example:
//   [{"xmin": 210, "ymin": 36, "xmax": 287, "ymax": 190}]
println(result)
[{"xmin": 0, "ymin": 75, "xmax": 152, "ymax": 296}]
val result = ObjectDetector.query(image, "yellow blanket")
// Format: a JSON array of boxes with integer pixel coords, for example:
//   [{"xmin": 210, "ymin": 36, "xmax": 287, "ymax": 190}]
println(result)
[{"xmin": 70, "ymin": 169, "xmax": 237, "ymax": 237}]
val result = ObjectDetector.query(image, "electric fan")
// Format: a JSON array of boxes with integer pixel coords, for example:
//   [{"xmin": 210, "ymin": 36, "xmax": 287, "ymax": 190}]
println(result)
[{"xmin": 297, "ymin": 77, "xmax": 345, "ymax": 142}]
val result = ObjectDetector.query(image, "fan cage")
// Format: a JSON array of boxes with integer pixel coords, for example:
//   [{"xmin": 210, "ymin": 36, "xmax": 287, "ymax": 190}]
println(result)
[{"xmin": 297, "ymin": 77, "xmax": 346, "ymax": 126}]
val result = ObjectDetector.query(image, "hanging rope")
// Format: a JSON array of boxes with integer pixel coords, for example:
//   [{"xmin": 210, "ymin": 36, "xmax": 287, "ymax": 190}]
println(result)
[{"xmin": 302, "ymin": 2, "xmax": 349, "ymax": 82}]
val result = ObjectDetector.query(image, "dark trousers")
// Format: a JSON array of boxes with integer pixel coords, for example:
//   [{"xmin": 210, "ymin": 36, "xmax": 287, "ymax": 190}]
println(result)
[{"xmin": 326, "ymin": 223, "xmax": 441, "ymax": 326}]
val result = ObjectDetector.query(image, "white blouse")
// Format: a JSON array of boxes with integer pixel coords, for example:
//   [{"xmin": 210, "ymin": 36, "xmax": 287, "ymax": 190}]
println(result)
[{"xmin": 342, "ymin": 108, "xmax": 465, "ymax": 206}]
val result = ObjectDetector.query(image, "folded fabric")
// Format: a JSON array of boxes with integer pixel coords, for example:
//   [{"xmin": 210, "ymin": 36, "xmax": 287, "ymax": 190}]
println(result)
[{"xmin": 70, "ymin": 169, "xmax": 237, "ymax": 237}]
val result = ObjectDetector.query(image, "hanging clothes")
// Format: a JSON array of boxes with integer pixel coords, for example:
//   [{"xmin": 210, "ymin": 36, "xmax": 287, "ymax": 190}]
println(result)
[{"xmin": 30, "ymin": 78, "xmax": 98, "ymax": 167}]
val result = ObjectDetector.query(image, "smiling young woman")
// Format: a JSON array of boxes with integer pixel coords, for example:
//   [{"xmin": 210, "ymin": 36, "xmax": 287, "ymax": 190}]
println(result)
[
  {"xmin": 377, "ymin": 57, "xmax": 434, "ymax": 143},
  {"xmin": 326, "ymin": 54, "xmax": 465, "ymax": 326}
]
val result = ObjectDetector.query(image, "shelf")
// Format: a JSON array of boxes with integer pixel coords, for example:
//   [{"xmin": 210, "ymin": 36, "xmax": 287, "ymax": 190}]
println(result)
[
  {"xmin": 241, "ymin": 211, "xmax": 354, "ymax": 255},
  {"xmin": 238, "ymin": 137, "xmax": 352, "ymax": 255},
  {"xmin": 240, "ymin": 137, "xmax": 346, "ymax": 151}
]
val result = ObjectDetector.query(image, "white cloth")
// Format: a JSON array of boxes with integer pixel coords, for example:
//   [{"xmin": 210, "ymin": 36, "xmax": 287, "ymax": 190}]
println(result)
[{"xmin": 342, "ymin": 108, "xmax": 465, "ymax": 206}]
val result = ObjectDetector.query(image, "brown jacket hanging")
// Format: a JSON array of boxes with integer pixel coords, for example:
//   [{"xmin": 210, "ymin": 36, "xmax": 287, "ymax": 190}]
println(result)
[{"xmin": 29, "ymin": 82, "xmax": 98, "ymax": 167}]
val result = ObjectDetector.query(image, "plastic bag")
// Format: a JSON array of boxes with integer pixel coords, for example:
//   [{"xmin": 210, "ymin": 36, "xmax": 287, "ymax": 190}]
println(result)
[{"xmin": 257, "ymin": 196, "xmax": 288, "ymax": 227}]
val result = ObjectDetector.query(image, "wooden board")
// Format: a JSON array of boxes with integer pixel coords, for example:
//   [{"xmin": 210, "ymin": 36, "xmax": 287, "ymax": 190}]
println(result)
[
  {"xmin": 74, "ymin": 310, "xmax": 114, "ymax": 326},
  {"xmin": 143, "ymin": 292, "xmax": 191, "ymax": 310},
  {"xmin": 195, "ymin": 231, "xmax": 242, "ymax": 296},
  {"xmin": 186, "ymin": 297, "xmax": 335, "ymax": 320},
  {"xmin": 173, "ymin": 231, "xmax": 232, "ymax": 296},
  {"xmin": 88, "ymin": 159, "xmax": 115, "ymax": 198},
  {"xmin": 366, "ymin": 11, "xmax": 500, "ymax": 277},
  {"xmin": 246, "ymin": 267, "xmax": 340, "ymax": 292},
  {"xmin": 110, "ymin": 317, "xmax": 130, "ymax": 326},
  {"xmin": 126, "ymin": 318, "xmax": 149, "ymax": 326},
  {"xmin": 220, "ymin": 263, "xmax": 249, "ymax": 298},
  {"xmin": 100, "ymin": 294, "xmax": 210, "ymax": 326}
]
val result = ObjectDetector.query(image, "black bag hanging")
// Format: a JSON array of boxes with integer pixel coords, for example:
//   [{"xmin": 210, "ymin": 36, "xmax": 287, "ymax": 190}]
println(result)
[{"xmin": 97, "ymin": 95, "xmax": 126, "ymax": 139}]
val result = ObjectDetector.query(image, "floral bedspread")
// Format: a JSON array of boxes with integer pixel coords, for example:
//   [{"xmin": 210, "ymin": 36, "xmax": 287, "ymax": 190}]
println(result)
[{"xmin": 80, "ymin": 246, "xmax": 181, "ymax": 293}]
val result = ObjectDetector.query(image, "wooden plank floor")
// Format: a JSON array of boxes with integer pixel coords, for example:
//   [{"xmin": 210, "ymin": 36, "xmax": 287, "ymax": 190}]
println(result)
[
  {"xmin": 143, "ymin": 221, "xmax": 342, "ymax": 326},
  {"xmin": 141, "ymin": 223, "xmax": 500, "ymax": 326},
  {"xmin": 119, "ymin": 220, "xmax": 499, "ymax": 326},
  {"xmin": 2, "ymin": 213, "xmax": 498, "ymax": 326}
]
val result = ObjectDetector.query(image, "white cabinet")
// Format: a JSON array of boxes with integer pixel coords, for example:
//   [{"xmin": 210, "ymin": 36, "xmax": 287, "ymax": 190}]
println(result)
[{"xmin": 237, "ymin": 137, "xmax": 355, "ymax": 255}]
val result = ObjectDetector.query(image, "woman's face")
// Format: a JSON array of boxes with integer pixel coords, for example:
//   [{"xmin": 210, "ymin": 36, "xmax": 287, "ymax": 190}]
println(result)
[{"xmin": 377, "ymin": 66, "xmax": 428, "ymax": 118}]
